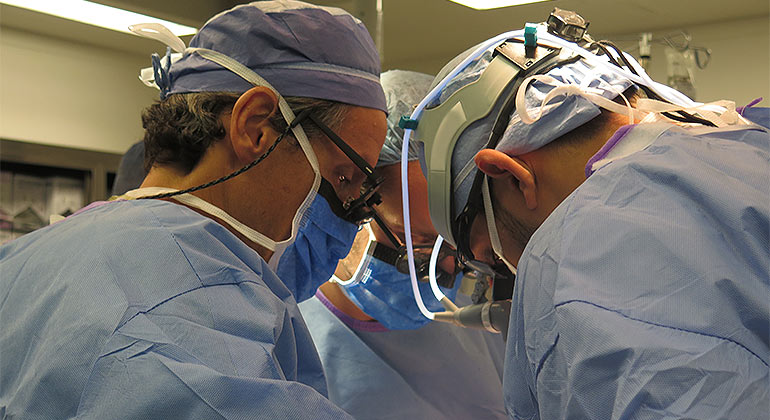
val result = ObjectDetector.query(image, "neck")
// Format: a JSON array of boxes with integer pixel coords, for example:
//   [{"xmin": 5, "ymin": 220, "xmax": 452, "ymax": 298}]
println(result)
[
  {"xmin": 319, "ymin": 282, "xmax": 374, "ymax": 321},
  {"xmin": 140, "ymin": 145, "xmax": 307, "ymax": 262},
  {"xmin": 536, "ymin": 114, "xmax": 628, "ymax": 216}
]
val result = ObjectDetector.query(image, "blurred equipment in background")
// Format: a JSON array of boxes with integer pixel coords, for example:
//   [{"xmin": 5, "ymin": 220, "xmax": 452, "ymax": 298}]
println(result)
[
  {"xmin": 0, "ymin": 170, "xmax": 85, "ymax": 245},
  {"xmin": 637, "ymin": 31, "xmax": 711, "ymax": 100}
]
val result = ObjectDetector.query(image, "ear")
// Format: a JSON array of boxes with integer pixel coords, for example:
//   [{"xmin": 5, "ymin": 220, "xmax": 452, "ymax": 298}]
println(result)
[
  {"xmin": 228, "ymin": 86, "xmax": 281, "ymax": 163},
  {"xmin": 474, "ymin": 149, "xmax": 537, "ymax": 210}
]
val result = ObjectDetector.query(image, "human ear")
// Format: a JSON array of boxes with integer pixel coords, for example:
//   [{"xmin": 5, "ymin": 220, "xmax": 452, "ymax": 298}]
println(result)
[
  {"xmin": 474, "ymin": 149, "xmax": 537, "ymax": 210},
  {"xmin": 229, "ymin": 86, "xmax": 281, "ymax": 163}
]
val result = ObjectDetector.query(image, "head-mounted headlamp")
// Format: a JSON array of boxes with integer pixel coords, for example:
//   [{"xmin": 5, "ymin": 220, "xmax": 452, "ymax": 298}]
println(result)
[
  {"xmin": 412, "ymin": 33, "xmax": 565, "ymax": 250},
  {"xmin": 397, "ymin": 9, "xmax": 710, "ymax": 331},
  {"xmin": 546, "ymin": 7, "xmax": 590, "ymax": 43}
]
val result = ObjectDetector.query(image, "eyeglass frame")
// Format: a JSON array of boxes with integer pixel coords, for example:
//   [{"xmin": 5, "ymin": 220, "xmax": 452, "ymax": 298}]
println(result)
[
  {"xmin": 369, "ymin": 209, "xmax": 462, "ymax": 287},
  {"xmin": 290, "ymin": 108, "xmax": 385, "ymax": 226}
]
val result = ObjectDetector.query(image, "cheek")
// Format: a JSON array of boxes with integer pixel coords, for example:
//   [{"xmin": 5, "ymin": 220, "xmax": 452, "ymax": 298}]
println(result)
[
  {"xmin": 500, "ymin": 236, "xmax": 525, "ymax": 267},
  {"xmin": 468, "ymin": 216, "xmax": 494, "ymax": 264},
  {"xmin": 495, "ymin": 206, "xmax": 533, "ymax": 265},
  {"xmin": 438, "ymin": 256, "xmax": 458, "ymax": 275}
]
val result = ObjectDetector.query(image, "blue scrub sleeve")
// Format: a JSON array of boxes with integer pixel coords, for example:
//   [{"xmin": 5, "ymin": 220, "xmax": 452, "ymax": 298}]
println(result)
[
  {"xmin": 75, "ymin": 311, "xmax": 353, "ymax": 420},
  {"xmin": 533, "ymin": 302, "xmax": 768, "ymax": 420},
  {"xmin": 0, "ymin": 199, "xmax": 351, "ymax": 419}
]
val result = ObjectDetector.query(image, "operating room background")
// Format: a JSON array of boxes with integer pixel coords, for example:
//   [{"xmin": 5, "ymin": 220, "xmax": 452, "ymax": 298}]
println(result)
[{"xmin": 1, "ymin": 0, "xmax": 768, "ymax": 157}]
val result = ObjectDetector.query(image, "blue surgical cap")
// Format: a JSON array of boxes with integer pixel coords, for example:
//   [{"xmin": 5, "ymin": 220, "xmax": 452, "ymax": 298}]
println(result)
[
  {"xmin": 495, "ymin": 60, "xmax": 633, "ymax": 156},
  {"xmin": 166, "ymin": 1, "xmax": 387, "ymax": 112},
  {"xmin": 432, "ymin": 39, "xmax": 634, "ymax": 221},
  {"xmin": 435, "ymin": 48, "xmax": 633, "ymax": 156},
  {"xmin": 376, "ymin": 70, "xmax": 434, "ymax": 167}
]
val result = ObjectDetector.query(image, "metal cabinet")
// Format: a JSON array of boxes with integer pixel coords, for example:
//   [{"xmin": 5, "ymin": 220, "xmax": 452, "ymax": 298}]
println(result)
[{"xmin": 0, "ymin": 138, "xmax": 122, "ymax": 243}]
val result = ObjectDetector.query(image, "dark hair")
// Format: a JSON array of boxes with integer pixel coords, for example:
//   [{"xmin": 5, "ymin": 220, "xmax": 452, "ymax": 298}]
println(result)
[{"xmin": 141, "ymin": 92, "xmax": 350, "ymax": 173}]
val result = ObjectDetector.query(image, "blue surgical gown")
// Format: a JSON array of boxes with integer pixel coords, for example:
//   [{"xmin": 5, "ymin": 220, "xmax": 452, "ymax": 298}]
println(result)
[
  {"xmin": 0, "ymin": 199, "xmax": 353, "ymax": 419},
  {"xmin": 504, "ymin": 122, "xmax": 770, "ymax": 419},
  {"xmin": 743, "ymin": 106, "xmax": 770, "ymax": 130},
  {"xmin": 299, "ymin": 290, "xmax": 508, "ymax": 419}
]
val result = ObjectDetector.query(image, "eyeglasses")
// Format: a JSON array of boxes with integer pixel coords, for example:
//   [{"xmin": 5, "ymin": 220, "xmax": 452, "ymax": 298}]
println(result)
[
  {"xmin": 292, "ymin": 109, "xmax": 384, "ymax": 226},
  {"xmin": 369, "ymin": 210, "xmax": 462, "ymax": 288}
]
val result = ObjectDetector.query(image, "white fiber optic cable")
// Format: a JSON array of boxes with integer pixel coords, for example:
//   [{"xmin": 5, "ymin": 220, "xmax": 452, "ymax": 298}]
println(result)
[
  {"xmin": 429, "ymin": 236, "xmax": 460, "ymax": 312},
  {"xmin": 400, "ymin": 29, "xmax": 525, "ymax": 321},
  {"xmin": 428, "ymin": 236, "xmax": 447, "ymax": 301}
]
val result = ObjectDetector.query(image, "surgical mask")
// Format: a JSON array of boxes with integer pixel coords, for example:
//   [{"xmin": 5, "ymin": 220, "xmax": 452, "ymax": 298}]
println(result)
[
  {"xmin": 122, "ymin": 186, "xmax": 357, "ymax": 303},
  {"xmin": 274, "ymin": 182, "xmax": 359, "ymax": 302},
  {"xmin": 337, "ymin": 226, "xmax": 461, "ymax": 330}
]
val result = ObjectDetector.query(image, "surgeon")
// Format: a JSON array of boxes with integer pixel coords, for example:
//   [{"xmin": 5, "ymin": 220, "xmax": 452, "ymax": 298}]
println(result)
[
  {"xmin": 299, "ymin": 70, "xmax": 507, "ymax": 420},
  {"xmin": 408, "ymin": 10, "xmax": 769, "ymax": 419},
  {"xmin": 0, "ymin": 2, "xmax": 387, "ymax": 419}
]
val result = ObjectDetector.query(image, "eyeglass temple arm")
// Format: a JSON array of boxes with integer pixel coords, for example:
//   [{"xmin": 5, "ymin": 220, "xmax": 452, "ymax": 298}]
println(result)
[
  {"xmin": 370, "ymin": 209, "xmax": 403, "ymax": 250},
  {"xmin": 308, "ymin": 113, "xmax": 378, "ymax": 183},
  {"xmin": 290, "ymin": 108, "xmax": 313, "ymax": 128}
]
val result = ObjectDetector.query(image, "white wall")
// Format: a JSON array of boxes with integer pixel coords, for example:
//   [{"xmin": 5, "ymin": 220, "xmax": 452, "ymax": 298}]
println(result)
[
  {"xmin": 1, "ymin": 27, "xmax": 158, "ymax": 154},
  {"xmin": 1, "ymin": 14, "xmax": 767, "ymax": 157},
  {"xmin": 390, "ymin": 16, "xmax": 769, "ymax": 107},
  {"xmin": 605, "ymin": 16, "xmax": 770, "ymax": 106}
]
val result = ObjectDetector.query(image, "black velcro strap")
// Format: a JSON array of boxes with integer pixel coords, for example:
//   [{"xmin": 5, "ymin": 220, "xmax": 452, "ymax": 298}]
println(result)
[{"xmin": 369, "ymin": 242, "xmax": 401, "ymax": 266}]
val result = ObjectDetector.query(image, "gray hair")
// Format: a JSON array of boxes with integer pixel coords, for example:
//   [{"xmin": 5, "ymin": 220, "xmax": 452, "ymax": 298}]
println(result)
[{"xmin": 141, "ymin": 92, "xmax": 350, "ymax": 173}]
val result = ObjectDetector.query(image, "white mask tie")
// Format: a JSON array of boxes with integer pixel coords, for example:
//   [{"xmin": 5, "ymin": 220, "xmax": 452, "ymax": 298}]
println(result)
[{"xmin": 481, "ymin": 176, "xmax": 518, "ymax": 276}]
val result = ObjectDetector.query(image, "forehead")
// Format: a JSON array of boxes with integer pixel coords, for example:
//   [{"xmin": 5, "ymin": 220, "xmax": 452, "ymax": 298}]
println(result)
[{"xmin": 335, "ymin": 106, "xmax": 387, "ymax": 167}]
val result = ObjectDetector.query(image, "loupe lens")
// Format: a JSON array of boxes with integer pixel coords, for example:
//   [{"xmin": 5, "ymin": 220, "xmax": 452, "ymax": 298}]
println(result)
[{"xmin": 342, "ymin": 181, "xmax": 383, "ymax": 225}]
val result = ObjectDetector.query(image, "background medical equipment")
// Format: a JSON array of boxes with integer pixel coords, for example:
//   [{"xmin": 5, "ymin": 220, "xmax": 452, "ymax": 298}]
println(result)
[{"xmin": 636, "ymin": 30, "xmax": 712, "ymax": 100}]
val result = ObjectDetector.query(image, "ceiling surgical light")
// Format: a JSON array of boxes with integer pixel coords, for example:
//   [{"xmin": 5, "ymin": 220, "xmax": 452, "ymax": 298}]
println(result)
[
  {"xmin": 0, "ymin": 0, "xmax": 197, "ymax": 36},
  {"xmin": 448, "ymin": 0, "xmax": 552, "ymax": 10}
]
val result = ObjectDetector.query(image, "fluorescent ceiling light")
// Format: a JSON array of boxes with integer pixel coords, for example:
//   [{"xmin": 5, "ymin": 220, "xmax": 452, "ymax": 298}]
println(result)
[
  {"xmin": 449, "ymin": 0, "xmax": 552, "ymax": 10},
  {"xmin": 0, "ymin": 0, "xmax": 197, "ymax": 36}
]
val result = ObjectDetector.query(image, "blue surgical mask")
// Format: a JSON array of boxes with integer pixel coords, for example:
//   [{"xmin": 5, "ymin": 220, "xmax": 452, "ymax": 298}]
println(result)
[
  {"xmin": 273, "ymin": 191, "xmax": 359, "ymax": 303},
  {"xmin": 340, "ymin": 251, "xmax": 461, "ymax": 330}
]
